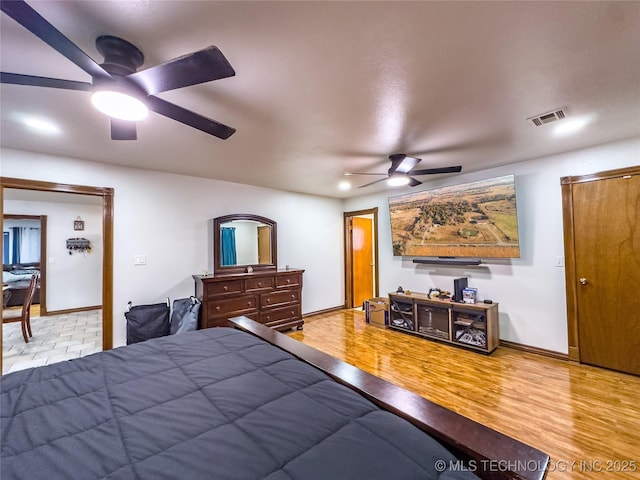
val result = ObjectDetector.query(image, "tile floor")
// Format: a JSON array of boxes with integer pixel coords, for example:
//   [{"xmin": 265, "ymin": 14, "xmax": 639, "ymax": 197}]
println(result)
[{"xmin": 2, "ymin": 309, "xmax": 102, "ymax": 374}]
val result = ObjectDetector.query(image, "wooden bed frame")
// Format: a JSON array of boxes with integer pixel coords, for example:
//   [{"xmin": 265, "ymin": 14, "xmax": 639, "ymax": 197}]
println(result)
[{"xmin": 230, "ymin": 316, "xmax": 549, "ymax": 480}]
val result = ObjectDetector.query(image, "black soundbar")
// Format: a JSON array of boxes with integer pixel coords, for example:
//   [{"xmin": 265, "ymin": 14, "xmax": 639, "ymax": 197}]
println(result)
[{"xmin": 412, "ymin": 258, "xmax": 483, "ymax": 266}]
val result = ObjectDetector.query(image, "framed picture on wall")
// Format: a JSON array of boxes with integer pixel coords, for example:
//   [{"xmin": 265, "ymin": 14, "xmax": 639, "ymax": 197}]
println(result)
[{"xmin": 74, "ymin": 218, "xmax": 85, "ymax": 231}]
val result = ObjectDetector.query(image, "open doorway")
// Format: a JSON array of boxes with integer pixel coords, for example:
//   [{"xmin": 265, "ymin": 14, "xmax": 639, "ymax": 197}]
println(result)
[
  {"xmin": 1, "ymin": 177, "xmax": 113, "ymax": 374},
  {"xmin": 344, "ymin": 208, "xmax": 379, "ymax": 309}
]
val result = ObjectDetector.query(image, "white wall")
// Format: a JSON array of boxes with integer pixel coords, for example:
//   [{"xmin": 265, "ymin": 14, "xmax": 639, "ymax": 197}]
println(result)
[
  {"xmin": 1, "ymin": 148, "xmax": 345, "ymax": 347},
  {"xmin": 345, "ymin": 137, "xmax": 640, "ymax": 354},
  {"xmin": 4, "ymin": 198, "xmax": 103, "ymax": 311}
]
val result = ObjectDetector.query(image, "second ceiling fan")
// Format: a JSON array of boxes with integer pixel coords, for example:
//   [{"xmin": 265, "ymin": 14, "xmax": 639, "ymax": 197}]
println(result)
[{"xmin": 346, "ymin": 154, "xmax": 462, "ymax": 188}]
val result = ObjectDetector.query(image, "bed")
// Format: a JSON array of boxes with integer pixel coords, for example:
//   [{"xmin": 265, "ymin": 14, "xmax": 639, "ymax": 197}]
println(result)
[{"xmin": 0, "ymin": 317, "xmax": 549, "ymax": 480}]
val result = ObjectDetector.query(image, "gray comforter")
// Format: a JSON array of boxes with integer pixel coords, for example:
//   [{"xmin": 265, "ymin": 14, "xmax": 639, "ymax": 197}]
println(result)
[{"xmin": 1, "ymin": 327, "xmax": 477, "ymax": 479}]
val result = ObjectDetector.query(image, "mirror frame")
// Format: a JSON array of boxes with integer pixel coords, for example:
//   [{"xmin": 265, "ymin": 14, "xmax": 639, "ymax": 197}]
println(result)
[{"xmin": 213, "ymin": 214, "xmax": 277, "ymax": 275}]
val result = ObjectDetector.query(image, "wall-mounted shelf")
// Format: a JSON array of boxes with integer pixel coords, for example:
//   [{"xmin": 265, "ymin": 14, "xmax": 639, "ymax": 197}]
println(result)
[
  {"xmin": 66, "ymin": 237, "xmax": 91, "ymax": 254},
  {"xmin": 413, "ymin": 258, "xmax": 483, "ymax": 266}
]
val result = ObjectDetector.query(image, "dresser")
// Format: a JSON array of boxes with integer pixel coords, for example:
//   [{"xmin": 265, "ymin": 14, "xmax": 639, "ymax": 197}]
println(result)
[{"xmin": 194, "ymin": 269, "xmax": 304, "ymax": 331}]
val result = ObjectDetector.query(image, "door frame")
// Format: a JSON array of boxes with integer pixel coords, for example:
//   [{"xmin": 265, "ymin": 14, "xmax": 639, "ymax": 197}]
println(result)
[
  {"xmin": 560, "ymin": 165, "xmax": 640, "ymax": 362},
  {"xmin": 344, "ymin": 208, "xmax": 379, "ymax": 308},
  {"xmin": 1, "ymin": 177, "xmax": 114, "ymax": 374},
  {"xmin": 3, "ymin": 214, "xmax": 48, "ymax": 315}
]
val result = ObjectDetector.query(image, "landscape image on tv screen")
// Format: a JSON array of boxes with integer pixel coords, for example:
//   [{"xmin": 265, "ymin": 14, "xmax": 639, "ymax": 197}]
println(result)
[{"xmin": 388, "ymin": 174, "xmax": 520, "ymax": 258}]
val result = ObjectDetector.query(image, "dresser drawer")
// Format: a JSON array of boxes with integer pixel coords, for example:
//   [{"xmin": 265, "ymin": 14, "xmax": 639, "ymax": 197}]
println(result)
[
  {"xmin": 261, "ymin": 289, "xmax": 300, "ymax": 309},
  {"xmin": 204, "ymin": 312, "xmax": 259, "ymax": 329},
  {"xmin": 207, "ymin": 295, "xmax": 258, "ymax": 317},
  {"xmin": 275, "ymin": 273, "xmax": 301, "ymax": 289},
  {"xmin": 205, "ymin": 279, "xmax": 243, "ymax": 297},
  {"xmin": 260, "ymin": 304, "xmax": 301, "ymax": 325},
  {"xmin": 245, "ymin": 276, "xmax": 275, "ymax": 292}
]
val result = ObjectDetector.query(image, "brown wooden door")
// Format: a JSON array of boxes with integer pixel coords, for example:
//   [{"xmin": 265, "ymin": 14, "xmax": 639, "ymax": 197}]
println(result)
[
  {"xmin": 257, "ymin": 226, "xmax": 271, "ymax": 264},
  {"xmin": 572, "ymin": 172, "xmax": 640, "ymax": 375},
  {"xmin": 352, "ymin": 217, "xmax": 373, "ymax": 307}
]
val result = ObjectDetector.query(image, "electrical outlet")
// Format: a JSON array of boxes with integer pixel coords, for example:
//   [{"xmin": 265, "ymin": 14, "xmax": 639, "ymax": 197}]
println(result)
[{"xmin": 134, "ymin": 255, "xmax": 147, "ymax": 266}]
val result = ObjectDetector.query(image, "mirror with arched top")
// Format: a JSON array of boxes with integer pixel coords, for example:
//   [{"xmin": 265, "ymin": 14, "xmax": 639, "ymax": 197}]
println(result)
[{"xmin": 213, "ymin": 214, "xmax": 277, "ymax": 275}]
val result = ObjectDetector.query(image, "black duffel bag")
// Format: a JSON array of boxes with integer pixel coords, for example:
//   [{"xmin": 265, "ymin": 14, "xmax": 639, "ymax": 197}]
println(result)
[{"xmin": 125, "ymin": 300, "xmax": 170, "ymax": 345}]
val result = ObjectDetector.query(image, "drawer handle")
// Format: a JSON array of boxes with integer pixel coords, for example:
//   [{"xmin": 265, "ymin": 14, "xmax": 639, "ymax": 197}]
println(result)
[
  {"xmin": 258, "ymin": 282, "xmax": 262, "ymax": 287},
  {"xmin": 286, "ymin": 279, "xmax": 291, "ymax": 283},
  {"xmin": 215, "ymin": 306, "xmax": 220, "ymax": 311},
  {"xmin": 248, "ymin": 301, "xmax": 252, "ymax": 306},
  {"xmin": 223, "ymin": 286, "xmax": 228, "ymax": 291},
  {"xmin": 291, "ymin": 294, "xmax": 295, "ymax": 299},
  {"xmin": 266, "ymin": 298, "xmax": 271, "ymax": 303},
  {"xmin": 266, "ymin": 316, "xmax": 270, "ymax": 321}
]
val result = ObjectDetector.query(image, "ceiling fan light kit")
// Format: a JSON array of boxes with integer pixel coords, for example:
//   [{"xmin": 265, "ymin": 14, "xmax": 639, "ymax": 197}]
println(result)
[
  {"xmin": 387, "ymin": 173, "xmax": 411, "ymax": 187},
  {"xmin": 90, "ymin": 36, "xmax": 149, "ymax": 121},
  {"xmin": 91, "ymin": 88, "xmax": 149, "ymax": 122}
]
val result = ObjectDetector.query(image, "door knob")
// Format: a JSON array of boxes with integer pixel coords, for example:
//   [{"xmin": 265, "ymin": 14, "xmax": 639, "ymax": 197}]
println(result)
[{"xmin": 579, "ymin": 278, "xmax": 588, "ymax": 285}]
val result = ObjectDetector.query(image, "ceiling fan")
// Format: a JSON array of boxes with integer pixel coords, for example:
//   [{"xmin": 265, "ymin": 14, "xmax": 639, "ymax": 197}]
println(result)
[
  {"xmin": 0, "ymin": 0, "xmax": 236, "ymax": 140},
  {"xmin": 345, "ymin": 154, "xmax": 462, "ymax": 188}
]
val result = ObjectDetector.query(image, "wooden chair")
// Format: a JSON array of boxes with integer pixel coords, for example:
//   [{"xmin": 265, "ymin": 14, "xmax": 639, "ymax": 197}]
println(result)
[
  {"xmin": 2, "ymin": 274, "xmax": 38, "ymax": 343},
  {"xmin": 3, "ymin": 289, "xmax": 11, "ymax": 308}
]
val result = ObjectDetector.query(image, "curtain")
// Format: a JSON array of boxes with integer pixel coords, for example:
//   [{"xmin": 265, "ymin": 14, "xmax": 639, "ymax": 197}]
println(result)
[
  {"xmin": 10, "ymin": 227, "xmax": 21, "ymax": 264},
  {"xmin": 221, "ymin": 227, "xmax": 237, "ymax": 266},
  {"xmin": 20, "ymin": 227, "xmax": 41, "ymax": 263},
  {"xmin": 7, "ymin": 227, "xmax": 40, "ymax": 264},
  {"xmin": 3, "ymin": 232, "xmax": 9, "ymax": 265}
]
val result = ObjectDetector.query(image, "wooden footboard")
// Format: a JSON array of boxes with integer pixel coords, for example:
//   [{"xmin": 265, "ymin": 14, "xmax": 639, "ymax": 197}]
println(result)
[{"xmin": 230, "ymin": 316, "xmax": 549, "ymax": 480}]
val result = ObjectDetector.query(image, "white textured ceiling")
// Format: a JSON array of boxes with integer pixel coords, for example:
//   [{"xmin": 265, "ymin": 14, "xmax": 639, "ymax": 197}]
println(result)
[{"xmin": 1, "ymin": 1, "xmax": 639, "ymax": 198}]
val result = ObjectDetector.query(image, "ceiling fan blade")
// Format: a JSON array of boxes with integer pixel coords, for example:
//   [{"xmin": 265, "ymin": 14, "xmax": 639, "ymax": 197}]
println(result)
[
  {"xmin": 146, "ymin": 95, "xmax": 235, "ymax": 140},
  {"xmin": 110, "ymin": 118, "xmax": 137, "ymax": 140},
  {"xmin": 389, "ymin": 154, "xmax": 421, "ymax": 173},
  {"xmin": 358, "ymin": 177, "xmax": 389, "ymax": 188},
  {"xmin": 345, "ymin": 172, "xmax": 388, "ymax": 176},
  {"xmin": 1, "ymin": 0, "xmax": 110, "ymax": 81},
  {"xmin": 410, "ymin": 166, "xmax": 463, "ymax": 175},
  {"xmin": 1, "ymin": 72, "xmax": 92, "ymax": 91},
  {"xmin": 408, "ymin": 177, "xmax": 422, "ymax": 187},
  {"xmin": 129, "ymin": 46, "xmax": 235, "ymax": 95}
]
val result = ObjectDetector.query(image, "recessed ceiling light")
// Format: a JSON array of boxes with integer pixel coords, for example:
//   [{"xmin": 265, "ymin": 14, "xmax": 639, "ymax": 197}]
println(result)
[
  {"xmin": 21, "ymin": 116, "xmax": 61, "ymax": 135},
  {"xmin": 553, "ymin": 116, "xmax": 592, "ymax": 137},
  {"xmin": 339, "ymin": 181, "xmax": 351, "ymax": 191}
]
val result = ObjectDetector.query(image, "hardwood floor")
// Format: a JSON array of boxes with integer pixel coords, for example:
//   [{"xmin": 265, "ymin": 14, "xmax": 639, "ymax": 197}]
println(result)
[{"xmin": 289, "ymin": 310, "xmax": 640, "ymax": 480}]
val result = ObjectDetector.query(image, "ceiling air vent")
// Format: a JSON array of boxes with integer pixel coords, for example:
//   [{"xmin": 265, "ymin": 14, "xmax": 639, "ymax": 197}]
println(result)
[{"xmin": 528, "ymin": 108, "xmax": 567, "ymax": 126}]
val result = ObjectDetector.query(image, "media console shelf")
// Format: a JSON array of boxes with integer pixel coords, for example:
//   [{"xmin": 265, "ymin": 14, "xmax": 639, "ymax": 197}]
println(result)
[{"xmin": 388, "ymin": 292, "xmax": 499, "ymax": 353}]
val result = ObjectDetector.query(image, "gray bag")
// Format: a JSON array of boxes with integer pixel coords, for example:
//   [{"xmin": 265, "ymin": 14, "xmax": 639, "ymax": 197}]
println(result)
[
  {"xmin": 125, "ymin": 300, "xmax": 170, "ymax": 345},
  {"xmin": 170, "ymin": 296, "xmax": 201, "ymax": 334}
]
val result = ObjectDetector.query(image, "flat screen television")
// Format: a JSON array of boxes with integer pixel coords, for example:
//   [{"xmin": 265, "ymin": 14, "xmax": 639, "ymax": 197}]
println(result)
[{"xmin": 388, "ymin": 174, "xmax": 520, "ymax": 258}]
